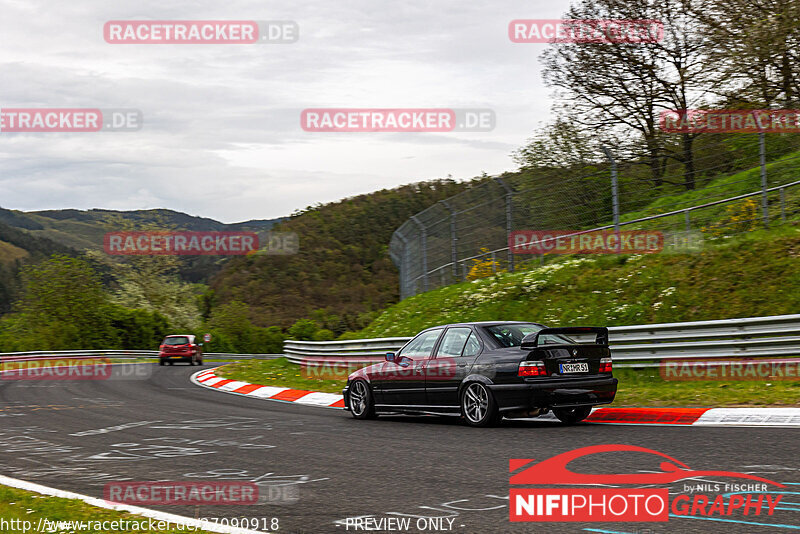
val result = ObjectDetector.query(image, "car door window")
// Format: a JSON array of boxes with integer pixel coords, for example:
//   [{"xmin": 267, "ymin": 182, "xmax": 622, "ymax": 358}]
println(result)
[
  {"xmin": 399, "ymin": 329, "xmax": 443, "ymax": 359},
  {"xmin": 437, "ymin": 328, "xmax": 472, "ymax": 358},
  {"xmin": 462, "ymin": 332, "xmax": 481, "ymax": 357}
]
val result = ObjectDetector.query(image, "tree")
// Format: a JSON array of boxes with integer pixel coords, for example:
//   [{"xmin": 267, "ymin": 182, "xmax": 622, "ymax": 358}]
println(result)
[
  {"xmin": 691, "ymin": 0, "xmax": 800, "ymax": 108},
  {"xmin": 513, "ymin": 117, "xmax": 603, "ymax": 170},
  {"xmin": 86, "ymin": 213, "xmax": 203, "ymax": 330},
  {"xmin": 4, "ymin": 255, "xmax": 116, "ymax": 349},
  {"xmin": 287, "ymin": 319, "xmax": 319, "ymax": 341},
  {"xmin": 541, "ymin": 0, "xmax": 717, "ymax": 190}
]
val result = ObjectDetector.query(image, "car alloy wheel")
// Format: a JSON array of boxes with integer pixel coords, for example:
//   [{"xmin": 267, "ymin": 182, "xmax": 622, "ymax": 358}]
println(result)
[
  {"xmin": 349, "ymin": 380, "xmax": 376, "ymax": 419},
  {"xmin": 462, "ymin": 382, "xmax": 499, "ymax": 427}
]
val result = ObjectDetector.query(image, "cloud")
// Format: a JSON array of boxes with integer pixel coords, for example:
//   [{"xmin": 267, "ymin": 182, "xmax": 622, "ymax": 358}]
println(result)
[{"xmin": 0, "ymin": 0, "xmax": 565, "ymax": 222}]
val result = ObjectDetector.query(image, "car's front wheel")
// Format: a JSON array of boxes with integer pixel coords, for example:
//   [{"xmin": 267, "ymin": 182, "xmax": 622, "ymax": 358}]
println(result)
[
  {"xmin": 349, "ymin": 380, "xmax": 376, "ymax": 419},
  {"xmin": 553, "ymin": 406, "xmax": 592, "ymax": 424},
  {"xmin": 461, "ymin": 382, "xmax": 500, "ymax": 427}
]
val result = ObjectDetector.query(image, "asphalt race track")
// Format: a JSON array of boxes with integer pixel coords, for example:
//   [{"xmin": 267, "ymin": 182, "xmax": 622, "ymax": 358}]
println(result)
[{"xmin": 0, "ymin": 363, "xmax": 798, "ymax": 534}]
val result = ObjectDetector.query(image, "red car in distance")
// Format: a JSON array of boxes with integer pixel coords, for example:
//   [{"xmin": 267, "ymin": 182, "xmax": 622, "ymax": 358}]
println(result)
[{"xmin": 159, "ymin": 335, "xmax": 203, "ymax": 366}]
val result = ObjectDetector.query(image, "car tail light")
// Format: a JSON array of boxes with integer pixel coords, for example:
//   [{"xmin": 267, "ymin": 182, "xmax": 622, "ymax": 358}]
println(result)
[
  {"xmin": 599, "ymin": 357, "xmax": 612, "ymax": 373},
  {"xmin": 518, "ymin": 361, "xmax": 547, "ymax": 377}
]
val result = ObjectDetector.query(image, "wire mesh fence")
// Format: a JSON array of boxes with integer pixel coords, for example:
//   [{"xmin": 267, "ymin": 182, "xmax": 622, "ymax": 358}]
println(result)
[{"xmin": 391, "ymin": 133, "xmax": 800, "ymax": 299}]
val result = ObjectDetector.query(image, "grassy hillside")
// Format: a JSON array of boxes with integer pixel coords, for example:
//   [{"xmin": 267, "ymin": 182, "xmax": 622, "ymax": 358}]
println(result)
[
  {"xmin": 0, "ymin": 207, "xmax": 282, "ymax": 284},
  {"xmin": 0, "ymin": 207, "xmax": 281, "ymax": 249},
  {"xmin": 360, "ymin": 225, "xmax": 800, "ymax": 336},
  {"xmin": 0, "ymin": 220, "xmax": 79, "ymax": 314},
  {"xmin": 210, "ymin": 179, "xmax": 473, "ymax": 331}
]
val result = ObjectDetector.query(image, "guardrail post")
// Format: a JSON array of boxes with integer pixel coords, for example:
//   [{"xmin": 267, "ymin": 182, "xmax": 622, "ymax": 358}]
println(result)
[
  {"xmin": 494, "ymin": 177, "xmax": 514, "ymax": 272},
  {"xmin": 601, "ymin": 147, "xmax": 620, "ymax": 235},
  {"xmin": 780, "ymin": 187, "xmax": 786, "ymax": 222},
  {"xmin": 440, "ymin": 199, "xmax": 458, "ymax": 280},
  {"xmin": 410, "ymin": 216, "xmax": 428, "ymax": 292},
  {"xmin": 760, "ymin": 132, "xmax": 768, "ymax": 227},
  {"xmin": 394, "ymin": 232, "xmax": 410, "ymax": 299}
]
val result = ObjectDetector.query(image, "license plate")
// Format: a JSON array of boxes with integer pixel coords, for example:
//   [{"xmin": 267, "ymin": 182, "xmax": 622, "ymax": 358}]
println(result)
[{"xmin": 560, "ymin": 362, "xmax": 588, "ymax": 373}]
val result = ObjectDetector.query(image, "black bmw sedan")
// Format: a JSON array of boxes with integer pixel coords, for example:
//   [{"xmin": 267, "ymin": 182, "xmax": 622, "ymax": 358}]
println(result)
[{"xmin": 342, "ymin": 321, "xmax": 617, "ymax": 427}]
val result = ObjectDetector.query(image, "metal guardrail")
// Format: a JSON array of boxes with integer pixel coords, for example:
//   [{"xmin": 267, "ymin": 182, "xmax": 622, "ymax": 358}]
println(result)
[
  {"xmin": 3, "ymin": 314, "xmax": 798, "ymax": 368},
  {"xmin": 283, "ymin": 338, "xmax": 412, "ymax": 365},
  {"xmin": 0, "ymin": 350, "xmax": 282, "ymax": 362},
  {"xmin": 283, "ymin": 314, "xmax": 800, "ymax": 364}
]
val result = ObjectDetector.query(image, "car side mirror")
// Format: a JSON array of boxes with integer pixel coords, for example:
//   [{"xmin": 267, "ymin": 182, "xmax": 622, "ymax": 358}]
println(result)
[{"xmin": 385, "ymin": 352, "xmax": 395, "ymax": 362}]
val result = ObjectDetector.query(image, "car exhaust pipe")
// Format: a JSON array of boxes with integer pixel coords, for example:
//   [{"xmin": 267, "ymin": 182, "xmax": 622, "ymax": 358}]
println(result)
[{"xmin": 505, "ymin": 408, "xmax": 545, "ymax": 419}]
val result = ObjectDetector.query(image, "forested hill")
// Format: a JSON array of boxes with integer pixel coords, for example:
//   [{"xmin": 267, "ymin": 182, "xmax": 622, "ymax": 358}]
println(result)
[
  {"xmin": 209, "ymin": 179, "xmax": 473, "ymax": 332},
  {"xmin": 0, "ymin": 206, "xmax": 283, "ymax": 284},
  {"xmin": 0, "ymin": 220, "xmax": 78, "ymax": 314}
]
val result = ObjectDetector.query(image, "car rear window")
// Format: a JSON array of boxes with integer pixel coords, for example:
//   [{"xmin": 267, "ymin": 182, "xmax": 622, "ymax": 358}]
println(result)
[
  {"xmin": 163, "ymin": 336, "xmax": 190, "ymax": 345},
  {"xmin": 483, "ymin": 324, "xmax": 575, "ymax": 348},
  {"xmin": 484, "ymin": 324, "xmax": 543, "ymax": 347}
]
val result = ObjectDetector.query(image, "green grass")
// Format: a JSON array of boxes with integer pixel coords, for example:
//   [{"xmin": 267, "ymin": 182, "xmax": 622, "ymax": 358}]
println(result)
[
  {"xmin": 620, "ymin": 146, "xmax": 800, "ymax": 224},
  {"xmin": 359, "ymin": 224, "xmax": 800, "ymax": 337},
  {"xmin": 612, "ymin": 368, "xmax": 800, "ymax": 407},
  {"xmin": 0, "ymin": 485, "xmax": 207, "ymax": 533},
  {"xmin": 215, "ymin": 357, "xmax": 348, "ymax": 393}
]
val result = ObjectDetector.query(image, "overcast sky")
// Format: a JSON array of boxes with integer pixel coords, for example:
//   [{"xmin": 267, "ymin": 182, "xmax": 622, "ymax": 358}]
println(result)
[{"xmin": 0, "ymin": 0, "xmax": 569, "ymax": 223}]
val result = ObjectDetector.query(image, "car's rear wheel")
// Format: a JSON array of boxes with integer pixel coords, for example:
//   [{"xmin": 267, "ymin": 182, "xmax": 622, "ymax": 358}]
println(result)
[
  {"xmin": 159, "ymin": 360, "xmax": 165, "ymax": 366},
  {"xmin": 349, "ymin": 380, "xmax": 376, "ymax": 419},
  {"xmin": 553, "ymin": 406, "xmax": 592, "ymax": 424},
  {"xmin": 461, "ymin": 382, "xmax": 500, "ymax": 427}
]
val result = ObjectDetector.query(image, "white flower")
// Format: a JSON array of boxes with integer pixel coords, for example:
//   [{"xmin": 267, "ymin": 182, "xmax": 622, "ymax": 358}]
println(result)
[{"xmin": 659, "ymin": 286, "xmax": 677, "ymax": 297}]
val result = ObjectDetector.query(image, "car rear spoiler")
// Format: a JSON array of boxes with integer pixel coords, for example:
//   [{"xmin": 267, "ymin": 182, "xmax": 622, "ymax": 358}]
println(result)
[{"xmin": 521, "ymin": 327, "xmax": 609, "ymax": 350}]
